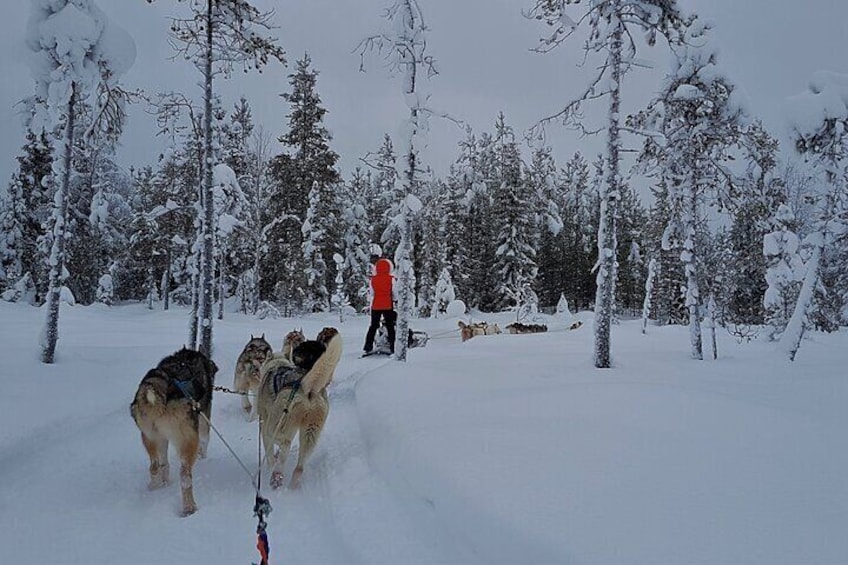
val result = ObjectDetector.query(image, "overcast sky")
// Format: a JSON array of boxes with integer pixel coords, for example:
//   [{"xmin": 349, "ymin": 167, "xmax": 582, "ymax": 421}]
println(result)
[{"xmin": 2, "ymin": 1, "xmax": 848, "ymax": 192}]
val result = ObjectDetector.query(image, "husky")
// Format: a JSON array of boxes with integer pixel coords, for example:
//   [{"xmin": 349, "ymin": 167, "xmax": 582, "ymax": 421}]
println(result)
[
  {"xmin": 233, "ymin": 334, "xmax": 273, "ymax": 417},
  {"xmin": 282, "ymin": 328, "xmax": 306, "ymax": 362},
  {"xmin": 458, "ymin": 320, "xmax": 502, "ymax": 342},
  {"xmin": 505, "ymin": 322, "xmax": 548, "ymax": 334},
  {"xmin": 256, "ymin": 331, "xmax": 343, "ymax": 490},
  {"xmin": 130, "ymin": 347, "xmax": 218, "ymax": 516}
]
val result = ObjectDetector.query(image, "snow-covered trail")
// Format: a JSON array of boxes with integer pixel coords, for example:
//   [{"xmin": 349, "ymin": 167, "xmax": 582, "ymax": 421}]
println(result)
[{"xmin": 0, "ymin": 302, "xmax": 478, "ymax": 564}]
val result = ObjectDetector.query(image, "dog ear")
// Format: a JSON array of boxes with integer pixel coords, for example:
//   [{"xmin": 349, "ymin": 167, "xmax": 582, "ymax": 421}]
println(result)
[
  {"xmin": 251, "ymin": 334, "xmax": 255, "ymax": 340},
  {"xmin": 206, "ymin": 358, "xmax": 218, "ymax": 375},
  {"xmin": 261, "ymin": 333, "xmax": 265, "ymax": 339}
]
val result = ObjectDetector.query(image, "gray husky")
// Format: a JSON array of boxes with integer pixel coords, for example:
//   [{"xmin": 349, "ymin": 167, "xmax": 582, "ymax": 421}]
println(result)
[
  {"xmin": 131, "ymin": 347, "xmax": 217, "ymax": 516},
  {"xmin": 233, "ymin": 334, "xmax": 273, "ymax": 417}
]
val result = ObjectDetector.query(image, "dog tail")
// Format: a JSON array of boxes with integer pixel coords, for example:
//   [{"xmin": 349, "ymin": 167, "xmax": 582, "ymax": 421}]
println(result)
[
  {"xmin": 300, "ymin": 334, "xmax": 343, "ymax": 396},
  {"xmin": 131, "ymin": 370, "xmax": 168, "ymax": 420}
]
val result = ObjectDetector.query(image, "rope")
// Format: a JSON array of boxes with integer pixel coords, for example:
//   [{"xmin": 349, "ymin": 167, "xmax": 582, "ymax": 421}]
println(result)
[
  {"xmin": 213, "ymin": 384, "xmax": 252, "ymax": 396},
  {"xmin": 173, "ymin": 381, "xmax": 273, "ymax": 565},
  {"xmin": 426, "ymin": 328, "xmax": 460, "ymax": 339}
]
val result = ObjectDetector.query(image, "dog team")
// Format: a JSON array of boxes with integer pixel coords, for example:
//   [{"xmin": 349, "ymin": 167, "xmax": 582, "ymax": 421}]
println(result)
[{"xmin": 130, "ymin": 327, "xmax": 343, "ymax": 516}]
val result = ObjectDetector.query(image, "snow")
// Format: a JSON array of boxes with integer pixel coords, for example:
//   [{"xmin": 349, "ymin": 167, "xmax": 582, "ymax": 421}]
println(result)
[
  {"xmin": 0, "ymin": 302, "xmax": 846, "ymax": 564},
  {"xmin": 787, "ymin": 70, "xmax": 848, "ymax": 139}
]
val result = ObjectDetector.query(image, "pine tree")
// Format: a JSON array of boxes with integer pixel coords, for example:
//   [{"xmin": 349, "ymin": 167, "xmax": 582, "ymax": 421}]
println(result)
[
  {"xmin": 527, "ymin": 144, "xmax": 564, "ymax": 309},
  {"xmin": 490, "ymin": 114, "xmax": 537, "ymax": 311},
  {"xmin": 0, "ymin": 183, "xmax": 25, "ymax": 293},
  {"xmin": 726, "ymin": 122, "xmax": 784, "ymax": 325},
  {"xmin": 340, "ymin": 168, "xmax": 373, "ymax": 312},
  {"xmin": 1, "ymin": 131, "xmax": 54, "ymax": 300},
  {"xmin": 444, "ymin": 128, "xmax": 488, "ymax": 309},
  {"xmin": 367, "ymin": 134, "xmax": 399, "ymax": 256},
  {"xmin": 268, "ymin": 54, "xmax": 340, "ymax": 312}
]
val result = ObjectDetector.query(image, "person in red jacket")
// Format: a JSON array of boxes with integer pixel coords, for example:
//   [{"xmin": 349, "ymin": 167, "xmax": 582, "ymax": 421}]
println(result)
[{"xmin": 363, "ymin": 257, "xmax": 397, "ymax": 354}]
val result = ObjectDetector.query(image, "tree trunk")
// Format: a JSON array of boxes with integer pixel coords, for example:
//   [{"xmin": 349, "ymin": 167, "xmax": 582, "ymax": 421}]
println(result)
[
  {"xmin": 162, "ymin": 247, "xmax": 171, "ymax": 311},
  {"xmin": 217, "ymin": 249, "xmax": 225, "ymax": 320},
  {"xmin": 780, "ymin": 234, "xmax": 823, "ymax": 361},
  {"xmin": 147, "ymin": 264, "xmax": 155, "ymax": 310},
  {"xmin": 198, "ymin": 0, "xmax": 215, "ymax": 358},
  {"xmin": 683, "ymin": 175, "xmax": 703, "ymax": 360},
  {"xmin": 593, "ymin": 20, "xmax": 622, "ymax": 369},
  {"xmin": 641, "ymin": 257, "xmax": 657, "ymax": 334},
  {"xmin": 41, "ymin": 84, "xmax": 76, "ymax": 364}
]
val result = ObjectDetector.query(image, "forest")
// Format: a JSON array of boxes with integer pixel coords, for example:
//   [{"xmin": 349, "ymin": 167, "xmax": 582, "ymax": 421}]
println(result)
[{"xmin": 1, "ymin": 0, "xmax": 845, "ymax": 365}]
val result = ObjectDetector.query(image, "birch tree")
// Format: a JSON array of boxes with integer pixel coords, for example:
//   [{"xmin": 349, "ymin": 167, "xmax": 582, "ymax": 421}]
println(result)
[
  {"xmin": 26, "ymin": 0, "xmax": 135, "ymax": 363},
  {"xmin": 527, "ymin": 0, "xmax": 685, "ymax": 368},
  {"xmin": 357, "ymin": 0, "xmax": 438, "ymax": 361},
  {"xmin": 150, "ymin": 0, "xmax": 285, "ymax": 357}
]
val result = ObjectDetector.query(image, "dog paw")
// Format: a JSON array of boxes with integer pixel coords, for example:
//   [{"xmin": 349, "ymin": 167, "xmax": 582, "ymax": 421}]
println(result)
[
  {"xmin": 270, "ymin": 471, "xmax": 285, "ymax": 490},
  {"xmin": 148, "ymin": 478, "xmax": 168, "ymax": 490},
  {"xmin": 180, "ymin": 503, "xmax": 198, "ymax": 517},
  {"xmin": 288, "ymin": 468, "xmax": 303, "ymax": 490}
]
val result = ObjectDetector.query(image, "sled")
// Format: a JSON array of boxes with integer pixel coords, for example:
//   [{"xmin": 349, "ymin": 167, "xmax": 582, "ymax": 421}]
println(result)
[{"xmin": 361, "ymin": 326, "xmax": 429, "ymax": 358}]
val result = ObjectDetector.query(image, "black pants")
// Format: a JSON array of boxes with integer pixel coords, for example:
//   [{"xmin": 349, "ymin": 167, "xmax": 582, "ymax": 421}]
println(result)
[{"xmin": 364, "ymin": 309, "xmax": 396, "ymax": 353}]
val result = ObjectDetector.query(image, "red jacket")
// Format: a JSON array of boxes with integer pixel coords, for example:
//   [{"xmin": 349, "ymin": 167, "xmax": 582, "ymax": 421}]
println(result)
[{"xmin": 370, "ymin": 258, "xmax": 395, "ymax": 310}]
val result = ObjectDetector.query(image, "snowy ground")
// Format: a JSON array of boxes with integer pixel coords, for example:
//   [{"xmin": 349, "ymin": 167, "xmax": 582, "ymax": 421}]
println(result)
[{"xmin": 0, "ymin": 301, "xmax": 846, "ymax": 565}]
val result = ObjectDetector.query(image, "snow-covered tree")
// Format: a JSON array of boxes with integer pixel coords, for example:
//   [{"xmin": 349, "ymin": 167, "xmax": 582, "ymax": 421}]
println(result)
[
  {"xmin": 366, "ymin": 134, "xmax": 399, "ymax": 256},
  {"xmin": 301, "ymin": 182, "xmax": 330, "ymax": 311},
  {"xmin": 152, "ymin": 0, "xmax": 285, "ymax": 357},
  {"xmin": 26, "ymin": 0, "xmax": 135, "ymax": 363},
  {"xmin": 431, "ymin": 267, "xmax": 456, "ymax": 318},
  {"xmin": 490, "ymin": 114, "xmax": 538, "ymax": 311},
  {"xmin": 762, "ymin": 204, "xmax": 803, "ymax": 341},
  {"xmin": 641, "ymin": 257, "xmax": 658, "ymax": 333},
  {"xmin": 527, "ymin": 0, "xmax": 686, "ymax": 368},
  {"xmin": 725, "ymin": 122, "xmax": 784, "ymax": 325},
  {"xmin": 445, "ymin": 128, "xmax": 493, "ymax": 310},
  {"xmin": 1, "ymin": 131, "xmax": 54, "ymax": 300},
  {"xmin": 211, "ymin": 163, "xmax": 248, "ymax": 318},
  {"xmin": 340, "ymin": 168, "xmax": 373, "ymax": 311},
  {"xmin": 357, "ymin": 0, "xmax": 439, "ymax": 361},
  {"xmin": 630, "ymin": 19, "xmax": 748, "ymax": 360},
  {"xmin": 267, "ymin": 54, "xmax": 339, "ymax": 313},
  {"xmin": 781, "ymin": 70, "xmax": 848, "ymax": 360}
]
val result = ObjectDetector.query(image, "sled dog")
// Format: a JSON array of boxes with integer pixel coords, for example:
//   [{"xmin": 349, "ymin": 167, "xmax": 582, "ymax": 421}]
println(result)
[
  {"xmin": 505, "ymin": 322, "xmax": 548, "ymax": 334},
  {"xmin": 130, "ymin": 347, "xmax": 218, "ymax": 516},
  {"xmin": 256, "ymin": 331, "xmax": 343, "ymax": 490},
  {"xmin": 233, "ymin": 334, "xmax": 273, "ymax": 416},
  {"xmin": 458, "ymin": 320, "xmax": 502, "ymax": 342}
]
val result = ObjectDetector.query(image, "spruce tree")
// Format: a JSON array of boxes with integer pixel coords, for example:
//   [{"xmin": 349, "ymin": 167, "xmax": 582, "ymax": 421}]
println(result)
[
  {"xmin": 269, "ymin": 54, "xmax": 340, "ymax": 312},
  {"xmin": 490, "ymin": 113, "xmax": 537, "ymax": 312},
  {"xmin": 2, "ymin": 131, "xmax": 54, "ymax": 300}
]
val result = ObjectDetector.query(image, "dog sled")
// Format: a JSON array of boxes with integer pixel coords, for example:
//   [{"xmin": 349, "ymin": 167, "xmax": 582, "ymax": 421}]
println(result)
[{"xmin": 361, "ymin": 325, "xmax": 429, "ymax": 357}]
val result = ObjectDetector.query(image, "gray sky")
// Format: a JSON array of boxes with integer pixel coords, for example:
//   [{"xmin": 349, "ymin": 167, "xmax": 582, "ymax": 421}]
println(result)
[{"xmin": 2, "ymin": 1, "xmax": 848, "ymax": 192}]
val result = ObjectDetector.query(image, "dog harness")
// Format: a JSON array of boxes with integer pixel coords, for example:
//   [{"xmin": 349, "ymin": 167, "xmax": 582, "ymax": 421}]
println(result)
[{"xmin": 267, "ymin": 365, "xmax": 306, "ymax": 395}]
